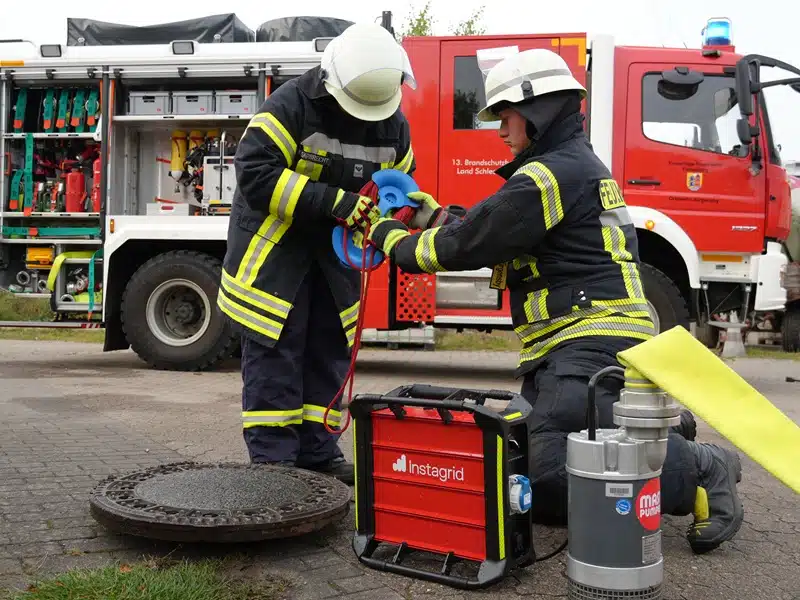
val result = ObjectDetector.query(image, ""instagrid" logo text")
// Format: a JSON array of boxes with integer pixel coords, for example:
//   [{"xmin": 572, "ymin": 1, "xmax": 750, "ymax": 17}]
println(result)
[{"xmin": 392, "ymin": 454, "xmax": 465, "ymax": 483}]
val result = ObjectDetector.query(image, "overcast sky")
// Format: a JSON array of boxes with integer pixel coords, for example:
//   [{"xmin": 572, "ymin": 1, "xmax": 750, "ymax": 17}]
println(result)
[{"xmin": 3, "ymin": 0, "xmax": 798, "ymax": 159}]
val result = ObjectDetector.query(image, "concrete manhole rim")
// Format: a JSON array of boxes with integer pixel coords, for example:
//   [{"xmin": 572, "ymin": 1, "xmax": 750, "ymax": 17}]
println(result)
[{"xmin": 88, "ymin": 461, "xmax": 352, "ymax": 541}]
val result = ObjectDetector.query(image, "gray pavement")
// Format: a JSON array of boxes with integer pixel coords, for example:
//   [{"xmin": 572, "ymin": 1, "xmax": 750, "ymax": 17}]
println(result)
[{"xmin": 0, "ymin": 339, "xmax": 798, "ymax": 599}]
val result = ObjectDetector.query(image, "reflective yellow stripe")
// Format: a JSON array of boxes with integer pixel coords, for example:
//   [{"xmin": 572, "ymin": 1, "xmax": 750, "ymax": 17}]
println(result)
[
  {"xmin": 235, "ymin": 215, "xmax": 291, "ymax": 286},
  {"xmin": 296, "ymin": 145, "xmax": 327, "ymax": 181},
  {"xmin": 519, "ymin": 316, "xmax": 655, "ymax": 364},
  {"xmin": 496, "ymin": 435, "xmax": 506, "ymax": 560},
  {"xmin": 394, "ymin": 144, "xmax": 414, "ymax": 173},
  {"xmin": 221, "ymin": 268, "xmax": 291, "ymax": 319},
  {"xmin": 382, "ymin": 228, "xmax": 410, "ymax": 256},
  {"xmin": 353, "ymin": 420, "xmax": 359, "ymax": 529},
  {"xmin": 269, "ymin": 168, "xmax": 308, "ymax": 222},
  {"xmin": 414, "ymin": 228, "xmax": 444, "ymax": 273},
  {"xmin": 523, "ymin": 289, "xmax": 549, "ymax": 323},
  {"xmin": 248, "ymin": 112, "xmax": 297, "ymax": 166},
  {"xmin": 303, "ymin": 404, "xmax": 342, "ymax": 427},
  {"xmin": 514, "ymin": 299, "xmax": 651, "ymax": 344},
  {"xmin": 514, "ymin": 161, "xmax": 563, "ymax": 230},
  {"xmin": 512, "ymin": 254, "xmax": 540, "ymax": 281},
  {"xmin": 601, "ymin": 226, "xmax": 645, "ymax": 300},
  {"xmin": 340, "ymin": 301, "xmax": 360, "ymax": 349},
  {"xmin": 242, "ymin": 408, "xmax": 303, "ymax": 428},
  {"xmin": 217, "ymin": 288, "xmax": 284, "ymax": 341}
]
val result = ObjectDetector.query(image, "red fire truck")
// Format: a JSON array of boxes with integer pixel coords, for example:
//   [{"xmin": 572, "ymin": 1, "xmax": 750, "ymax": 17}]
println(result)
[
  {"xmin": 0, "ymin": 14, "xmax": 797, "ymax": 370},
  {"xmin": 361, "ymin": 16, "xmax": 797, "ymax": 349}
]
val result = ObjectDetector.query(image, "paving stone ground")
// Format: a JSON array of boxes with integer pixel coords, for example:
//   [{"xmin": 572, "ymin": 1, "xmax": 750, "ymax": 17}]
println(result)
[{"xmin": 0, "ymin": 339, "xmax": 798, "ymax": 600}]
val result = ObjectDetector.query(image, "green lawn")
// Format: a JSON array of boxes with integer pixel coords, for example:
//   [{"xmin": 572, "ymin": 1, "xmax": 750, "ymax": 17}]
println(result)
[
  {"xmin": 3, "ymin": 558, "xmax": 291, "ymax": 600},
  {"xmin": 0, "ymin": 291, "xmax": 797, "ymax": 359}
]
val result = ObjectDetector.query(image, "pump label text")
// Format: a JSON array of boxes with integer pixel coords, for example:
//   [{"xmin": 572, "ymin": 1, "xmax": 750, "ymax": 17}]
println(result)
[
  {"xmin": 392, "ymin": 454, "xmax": 465, "ymax": 483},
  {"xmin": 636, "ymin": 478, "xmax": 661, "ymax": 531}
]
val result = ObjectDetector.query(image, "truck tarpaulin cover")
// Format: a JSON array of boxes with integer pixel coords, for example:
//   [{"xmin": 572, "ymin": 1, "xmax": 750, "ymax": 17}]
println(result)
[
  {"xmin": 256, "ymin": 16, "xmax": 354, "ymax": 42},
  {"xmin": 66, "ymin": 14, "xmax": 255, "ymax": 46}
]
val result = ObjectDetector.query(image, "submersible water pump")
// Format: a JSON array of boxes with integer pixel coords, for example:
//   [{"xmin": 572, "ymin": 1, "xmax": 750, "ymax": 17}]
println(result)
[{"xmin": 565, "ymin": 365, "xmax": 682, "ymax": 599}]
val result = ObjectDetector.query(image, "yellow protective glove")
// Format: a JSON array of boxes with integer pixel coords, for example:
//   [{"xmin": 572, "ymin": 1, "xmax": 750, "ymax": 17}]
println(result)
[
  {"xmin": 367, "ymin": 217, "xmax": 410, "ymax": 256},
  {"xmin": 406, "ymin": 191, "xmax": 442, "ymax": 230},
  {"xmin": 331, "ymin": 191, "xmax": 381, "ymax": 230}
]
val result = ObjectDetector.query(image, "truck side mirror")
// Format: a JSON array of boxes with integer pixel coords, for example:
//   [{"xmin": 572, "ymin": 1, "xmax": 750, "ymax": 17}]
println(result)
[
  {"xmin": 735, "ymin": 60, "xmax": 753, "ymax": 116},
  {"xmin": 736, "ymin": 118, "xmax": 753, "ymax": 146}
]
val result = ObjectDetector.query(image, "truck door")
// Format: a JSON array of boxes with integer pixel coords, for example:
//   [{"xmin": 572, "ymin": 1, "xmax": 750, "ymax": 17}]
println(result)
[
  {"xmin": 438, "ymin": 37, "xmax": 569, "ymax": 206},
  {"xmin": 622, "ymin": 63, "xmax": 766, "ymax": 253}
]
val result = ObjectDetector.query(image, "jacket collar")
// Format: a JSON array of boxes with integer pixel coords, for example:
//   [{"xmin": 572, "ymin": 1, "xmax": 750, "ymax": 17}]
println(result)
[
  {"xmin": 297, "ymin": 66, "xmax": 331, "ymax": 100},
  {"xmin": 495, "ymin": 113, "xmax": 585, "ymax": 180}
]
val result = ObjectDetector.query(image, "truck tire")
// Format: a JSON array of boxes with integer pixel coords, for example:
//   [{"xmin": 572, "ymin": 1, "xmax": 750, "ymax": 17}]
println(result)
[
  {"xmin": 781, "ymin": 302, "xmax": 800, "ymax": 352},
  {"xmin": 640, "ymin": 263, "xmax": 691, "ymax": 335},
  {"xmin": 121, "ymin": 250, "xmax": 237, "ymax": 371}
]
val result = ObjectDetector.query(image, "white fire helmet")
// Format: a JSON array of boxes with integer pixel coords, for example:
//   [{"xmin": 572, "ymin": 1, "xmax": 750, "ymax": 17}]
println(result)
[
  {"xmin": 477, "ymin": 48, "xmax": 586, "ymax": 122},
  {"xmin": 321, "ymin": 22, "xmax": 417, "ymax": 122}
]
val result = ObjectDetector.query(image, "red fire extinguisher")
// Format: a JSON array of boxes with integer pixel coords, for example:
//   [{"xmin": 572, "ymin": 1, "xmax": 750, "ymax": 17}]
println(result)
[
  {"xmin": 91, "ymin": 158, "xmax": 101, "ymax": 213},
  {"xmin": 65, "ymin": 169, "xmax": 86, "ymax": 213}
]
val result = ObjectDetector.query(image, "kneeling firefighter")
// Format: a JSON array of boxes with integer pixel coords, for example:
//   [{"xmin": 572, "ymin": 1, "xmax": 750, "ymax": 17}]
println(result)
[
  {"xmin": 367, "ymin": 48, "xmax": 744, "ymax": 553},
  {"xmin": 218, "ymin": 23, "xmax": 418, "ymax": 484}
]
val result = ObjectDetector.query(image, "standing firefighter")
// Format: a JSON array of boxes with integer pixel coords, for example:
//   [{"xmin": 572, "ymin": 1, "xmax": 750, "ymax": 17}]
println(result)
[
  {"xmin": 218, "ymin": 23, "xmax": 417, "ymax": 484},
  {"xmin": 368, "ymin": 48, "xmax": 745, "ymax": 553}
]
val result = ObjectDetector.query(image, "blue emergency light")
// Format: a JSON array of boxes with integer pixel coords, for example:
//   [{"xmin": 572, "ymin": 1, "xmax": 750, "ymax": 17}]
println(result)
[{"xmin": 703, "ymin": 18, "xmax": 732, "ymax": 47}]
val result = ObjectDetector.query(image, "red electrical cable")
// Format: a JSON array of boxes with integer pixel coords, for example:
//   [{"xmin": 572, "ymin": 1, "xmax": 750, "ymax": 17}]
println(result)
[{"xmin": 322, "ymin": 221, "xmax": 383, "ymax": 435}]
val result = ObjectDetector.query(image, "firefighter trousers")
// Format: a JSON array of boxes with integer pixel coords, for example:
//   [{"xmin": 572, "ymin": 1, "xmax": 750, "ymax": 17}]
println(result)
[
  {"xmin": 240, "ymin": 262, "xmax": 347, "ymax": 467},
  {"xmin": 522, "ymin": 342, "xmax": 699, "ymax": 526}
]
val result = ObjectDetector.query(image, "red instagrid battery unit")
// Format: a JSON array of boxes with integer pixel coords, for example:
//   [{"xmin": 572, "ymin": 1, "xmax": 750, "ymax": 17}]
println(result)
[{"xmin": 350, "ymin": 384, "xmax": 536, "ymax": 589}]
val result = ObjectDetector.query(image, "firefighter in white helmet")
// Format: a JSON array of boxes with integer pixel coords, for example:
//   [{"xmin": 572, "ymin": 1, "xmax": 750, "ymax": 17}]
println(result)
[
  {"xmin": 219, "ymin": 22, "xmax": 418, "ymax": 485},
  {"xmin": 367, "ymin": 48, "xmax": 744, "ymax": 554}
]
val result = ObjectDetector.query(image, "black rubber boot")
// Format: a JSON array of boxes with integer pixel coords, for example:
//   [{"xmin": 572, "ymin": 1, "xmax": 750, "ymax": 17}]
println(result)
[
  {"xmin": 685, "ymin": 442, "xmax": 744, "ymax": 554},
  {"xmin": 304, "ymin": 457, "xmax": 354, "ymax": 485},
  {"xmin": 671, "ymin": 409, "xmax": 697, "ymax": 441}
]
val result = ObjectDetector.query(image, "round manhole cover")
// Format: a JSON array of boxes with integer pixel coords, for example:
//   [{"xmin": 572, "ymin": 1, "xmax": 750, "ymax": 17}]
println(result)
[{"xmin": 89, "ymin": 462, "xmax": 352, "ymax": 543}]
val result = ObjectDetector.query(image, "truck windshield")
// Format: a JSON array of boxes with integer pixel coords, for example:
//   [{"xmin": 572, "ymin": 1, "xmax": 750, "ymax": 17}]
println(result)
[{"xmin": 642, "ymin": 73, "xmax": 746, "ymax": 157}]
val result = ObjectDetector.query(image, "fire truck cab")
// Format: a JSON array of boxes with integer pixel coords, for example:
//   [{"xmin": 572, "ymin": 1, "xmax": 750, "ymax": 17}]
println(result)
[{"xmin": 0, "ymin": 14, "xmax": 797, "ymax": 370}]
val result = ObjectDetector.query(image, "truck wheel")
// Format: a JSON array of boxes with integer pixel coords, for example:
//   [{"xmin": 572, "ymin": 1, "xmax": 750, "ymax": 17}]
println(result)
[
  {"xmin": 781, "ymin": 302, "xmax": 800, "ymax": 352},
  {"xmin": 121, "ymin": 250, "xmax": 237, "ymax": 371},
  {"xmin": 640, "ymin": 263, "xmax": 690, "ymax": 335}
]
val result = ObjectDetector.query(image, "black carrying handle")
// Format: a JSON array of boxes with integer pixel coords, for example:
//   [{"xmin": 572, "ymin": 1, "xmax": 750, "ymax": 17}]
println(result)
[{"xmin": 586, "ymin": 366, "xmax": 625, "ymax": 440}]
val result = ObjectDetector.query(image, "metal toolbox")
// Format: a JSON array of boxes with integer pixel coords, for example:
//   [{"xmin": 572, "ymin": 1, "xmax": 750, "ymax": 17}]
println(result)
[
  {"xmin": 172, "ymin": 91, "xmax": 213, "ymax": 115},
  {"xmin": 128, "ymin": 91, "xmax": 170, "ymax": 115},
  {"xmin": 215, "ymin": 90, "xmax": 258, "ymax": 115},
  {"xmin": 145, "ymin": 202, "xmax": 196, "ymax": 216}
]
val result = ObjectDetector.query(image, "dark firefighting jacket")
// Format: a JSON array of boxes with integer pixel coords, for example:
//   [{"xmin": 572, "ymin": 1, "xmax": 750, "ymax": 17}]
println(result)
[
  {"xmin": 218, "ymin": 66, "xmax": 415, "ymax": 348},
  {"xmin": 389, "ymin": 113, "xmax": 655, "ymax": 376}
]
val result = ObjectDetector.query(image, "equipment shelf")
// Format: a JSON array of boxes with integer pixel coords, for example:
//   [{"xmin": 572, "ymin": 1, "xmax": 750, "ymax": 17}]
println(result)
[
  {"xmin": 113, "ymin": 114, "xmax": 251, "ymax": 122},
  {"xmin": 2, "ymin": 132, "xmax": 98, "ymax": 140},
  {"xmin": 1, "ymin": 212, "xmax": 100, "ymax": 218}
]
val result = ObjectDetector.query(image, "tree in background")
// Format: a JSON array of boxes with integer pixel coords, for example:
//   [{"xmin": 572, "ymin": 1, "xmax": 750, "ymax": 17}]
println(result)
[
  {"xmin": 398, "ymin": 2, "xmax": 488, "ymax": 129},
  {"xmin": 398, "ymin": 1, "xmax": 487, "ymax": 38}
]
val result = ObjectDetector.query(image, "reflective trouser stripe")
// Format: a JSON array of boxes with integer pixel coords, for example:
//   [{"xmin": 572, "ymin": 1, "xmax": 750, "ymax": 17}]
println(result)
[
  {"xmin": 241, "ymin": 406, "xmax": 343, "ymax": 429},
  {"xmin": 303, "ymin": 404, "xmax": 342, "ymax": 428},
  {"xmin": 414, "ymin": 228, "xmax": 444, "ymax": 273},
  {"xmin": 601, "ymin": 226, "xmax": 645, "ymax": 300},
  {"xmin": 248, "ymin": 112, "xmax": 297, "ymax": 166},
  {"xmin": 514, "ymin": 299, "xmax": 651, "ymax": 344},
  {"xmin": 217, "ymin": 288, "xmax": 283, "ymax": 341},
  {"xmin": 242, "ymin": 409, "xmax": 303, "ymax": 428},
  {"xmin": 394, "ymin": 144, "xmax": 414, "ymax": 173},
  {"xmin": 220, "ymin": 268, "xmax": 291, "ymax": 320},
  {"xmin": 513, "ymin": 161, "xmax": 563, "ymax": 230},
  {"xmin": 518, "ymin": 316, "xmax": 655, "ymax": 364},
  {"xmin": 339, "ymin": 302, "xmax": 360, "ymax": 348},
  {"xmin": 236, "ymin": 215, "xmax": 290, "ymax": 287}
]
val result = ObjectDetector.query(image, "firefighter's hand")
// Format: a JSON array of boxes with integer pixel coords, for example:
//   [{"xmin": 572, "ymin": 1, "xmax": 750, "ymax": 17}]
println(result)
[
  {"xmin": 367, "ymin": 217, "xmax": 410, "ymax": 256},
  {"xmin": 331, "ymin": 191, "xmax": 382, "ymax": 230},
  {"xmin": 406, "ymin": 191, "xmax": 442, "ymax": 230}
]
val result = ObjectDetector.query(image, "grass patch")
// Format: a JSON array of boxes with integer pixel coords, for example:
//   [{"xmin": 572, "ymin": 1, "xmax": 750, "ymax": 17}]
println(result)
[
  {"xmin": 5, "ymin": 557, "xmax": 292, "ymax": 600},
  {"xmin": 744, "ymin": 346, "xmax": 800, "ymax": 361},
  {"xmin": 435, "ymin": 329, "xmax": 520, "ymax": 352},
  {"xmin": 0, "ymin": 291, "xmax": 103, "ymax": 343}
]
